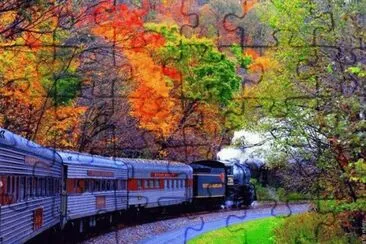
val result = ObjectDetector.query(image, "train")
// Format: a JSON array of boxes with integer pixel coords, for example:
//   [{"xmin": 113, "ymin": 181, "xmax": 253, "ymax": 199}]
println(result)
[{"xmin": 0, "ymin": 128, "xmax": 255, "ymax": 243}]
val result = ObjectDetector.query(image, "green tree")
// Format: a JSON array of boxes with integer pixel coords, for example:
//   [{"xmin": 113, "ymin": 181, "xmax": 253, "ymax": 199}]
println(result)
[{"xmin": 244, "ymin": 0, "xmax": 366, "ymax": 202}]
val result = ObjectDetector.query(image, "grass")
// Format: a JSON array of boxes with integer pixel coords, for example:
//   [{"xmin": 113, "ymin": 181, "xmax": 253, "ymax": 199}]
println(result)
[{"xmin": 189, "ymin": 217, "xmax": 284, "ymax": 244}]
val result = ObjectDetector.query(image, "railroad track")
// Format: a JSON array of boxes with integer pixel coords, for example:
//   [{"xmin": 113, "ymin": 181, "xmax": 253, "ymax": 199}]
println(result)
[
  {"xmin": 27, "ymin": 202, "xmax": 310, "ymax": 244},
  {"xmin": 81, "ymin": 203, "xmax": 310, "ymax": 244}
]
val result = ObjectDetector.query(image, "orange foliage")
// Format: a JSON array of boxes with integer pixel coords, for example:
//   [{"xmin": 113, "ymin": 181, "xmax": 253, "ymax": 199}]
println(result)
[
  {"xmin": 35, "ymin": 106, "xmax": 87, "ymax": 148},
  {"xmin": 89, "ymin": 1, "xmax": 146, "ymax": 48},
  {"xmin": 88, "ymin": 2, "xmax": 181, "ymax": 137},
  {"xmin": 242, "ymin": 0, "xmax": 259, "ymax": 14}
]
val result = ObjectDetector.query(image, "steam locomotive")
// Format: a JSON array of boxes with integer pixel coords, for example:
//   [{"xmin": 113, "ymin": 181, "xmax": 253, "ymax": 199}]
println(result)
[{"xmin": 0, "ymin": 128, "xmax": 254, "ymax": 243}]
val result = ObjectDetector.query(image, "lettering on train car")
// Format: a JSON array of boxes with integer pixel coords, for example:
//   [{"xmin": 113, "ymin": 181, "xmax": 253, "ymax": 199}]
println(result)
[
  {"xmin": 87, "ymin": 170, "xmax": 114, "ymax": 177},
  {"xmin": 151, "ymin": 172, "xmax": 178, "ymax": 177},
  {"xmin": 202, "ymin": 183, "xmax": 223, "ymax": 189},
  {"xmin": 33, "ymin": 208, "xmax": 43, "ymax": 230},
  {"xmin": 96, "ymin": 196, "xmax": 106, "ymax": 209},
  {"xmin": 25, "ymin": 156, "xmax": 50, "ymax": 169},
  {"xmin": 0, "ymin": 130, "xmax": 5, "ymax": 139}
]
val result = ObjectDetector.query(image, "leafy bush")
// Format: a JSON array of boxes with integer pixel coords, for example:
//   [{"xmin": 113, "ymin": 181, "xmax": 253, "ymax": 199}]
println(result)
[
  {"xmin": 251, "ymin": 179, "xmax": 310, "ymax": 202},
  {"xmin": 250, "ymin": 179, "xmax": 274, "ymax": 201},
  {"xmin": 315, "ymin": 199, "xmax": 366, "ymax": 213},
  {"xmin": 273, "ymin": 212, "xmax": 361, "ymax": 244}
]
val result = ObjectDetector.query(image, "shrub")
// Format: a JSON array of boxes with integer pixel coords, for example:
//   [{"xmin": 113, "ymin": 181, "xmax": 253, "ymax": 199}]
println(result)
[{"xmin": 273, "ymin": 212, "xmax": 361, "ymax": 243}]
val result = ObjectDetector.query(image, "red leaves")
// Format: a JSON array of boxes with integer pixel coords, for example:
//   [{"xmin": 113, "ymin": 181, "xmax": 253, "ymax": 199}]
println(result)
[
  {"xmin": 24, "ymin": 32, "xmax": 42, "ymax": 49},
  {"xmin": 162, "ymin": 66, "xmax": 181, "ymax": 81}
]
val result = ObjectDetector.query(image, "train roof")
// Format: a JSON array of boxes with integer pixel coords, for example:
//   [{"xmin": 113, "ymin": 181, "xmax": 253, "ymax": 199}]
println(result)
[
  {"xmin": 118, "ymin": 157, "xmax": 186, "ymax": 166},
  {"xmin": 58, "ymin": 150, "xmax": 127, "ymax": 168},
  {"xmin": 117, "ymin": 157, "xmax": 191, "ymax": 177},
  {"xmin": 57, "ymin": 150, "xmax": 190, "ymax": 171},
  {"xmin": 190, "ymin": 160, "xmax": 227, "ymax": 168},
  {"xmin": 0, "ymin": 127, "xmax": 62, "ymax": 162}
]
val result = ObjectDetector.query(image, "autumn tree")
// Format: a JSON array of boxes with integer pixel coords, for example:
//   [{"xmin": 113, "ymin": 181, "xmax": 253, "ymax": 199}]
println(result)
[{"xmin": 0, "ymin": 0, "xmax": 87, "ymax": 148}]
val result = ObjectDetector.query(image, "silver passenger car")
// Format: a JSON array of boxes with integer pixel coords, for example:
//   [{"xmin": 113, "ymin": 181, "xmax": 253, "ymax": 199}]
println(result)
[
  {"xmin": 0, "ymin": 128, "xmax": 62, "ymax": 243},
  {"xmin": 119, "ymin": 158, "xmax": 193, "ymax": 208},
  {"xmin": 58, "ymin": 151, "xmax": 128, "ymax": 227}
]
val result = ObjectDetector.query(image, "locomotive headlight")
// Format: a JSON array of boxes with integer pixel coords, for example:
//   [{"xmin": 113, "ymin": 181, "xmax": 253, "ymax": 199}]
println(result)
[{"xmin": 0, "ymin": 180, "xmax": 3, "ymax": 188}]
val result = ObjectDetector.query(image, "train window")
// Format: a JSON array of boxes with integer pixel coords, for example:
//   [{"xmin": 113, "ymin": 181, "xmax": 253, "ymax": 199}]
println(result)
[
  {"xmin": 118, "ymin": 180, "xmax": 126, "ymax": 190},
  {"xmin": 137, "ymin": 179, "xmax": 142, "ymax": 190},
  {"xmin": 116, "ymin": 180, "xmax": 120, "ymax": 190},
  {"xmin": 180, "ymin": 180, "xmax": 183, "ymax": 188},
  {"xmin": 36, "ymin": 177, "xmax": 42, "ymax": 197},
  {"xmin": 122, "ymin": 180, "xmax": 126, "ymax": 190},
  {"xmin": 32, "ymin": 177, "xmax": 37, "ymax": 197},
  {"xmin": 66, "ymin": 179, "xmax": 74, "ymax": 193},
  {"xmin": 148, "ymin": 180, "xmax": 153, "ymax": 189},
  {"xmin": 107, "ymin": 180, "xmax": 111, "ymax": 191},
  {"xmin": 85, "ymin": 179, "xmax": 89, "ymax": 192},
  {"xmin": 175, "ymin": 180, "xmax": 178, "ymax": 189},
  {"xmin": 95, "ymin": 180, "xmax": 100, "ymax": 192},
  {"xmin": 76, "ymin": 179, "xmax": 85, "ymax": 193},
  {"xmin": 46, "ymin": 178, "xmax": 50, "ymax": 196},
  {"xmin": 144, "ymin": 180, "xmax": 148, "ymax": 189},
  {"xmin": 19, "ymin": 177, "xmax": 25, "ymax": 201},
  {"xmin": 154, "ymin": 180, "xmax": 159, "ymax": 189},
  {"xmin": 57, "ymin": 179, "xmax": 61, "ymax": 194},
  {"xmin": 106, "ymin": 180, "xmax": 111, "ymax": 191},
  {"xmin": 182, "ymin": 180, "xmax": 185, "ymax": 188},
  {"xmin": 164, "ymin": 180, "xmax": 168, "ymax": 189},
  {"xmin": 39, "ymin": 178, "xmax": 43, "ymax": 196},
  {"xmin": 11, "ymin": 176, "xmax": 16, "ymax": 201},
  {"xmin": 89, "ymin": 180, "xmax": 95, "ymax": 193},
  {"xmin": 170, "ymin": 180, "xmax": 173, "ymax": 189},
  {"xmin": 43, "ymin": 178, "xmax": 46, "ymax": 196}
]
